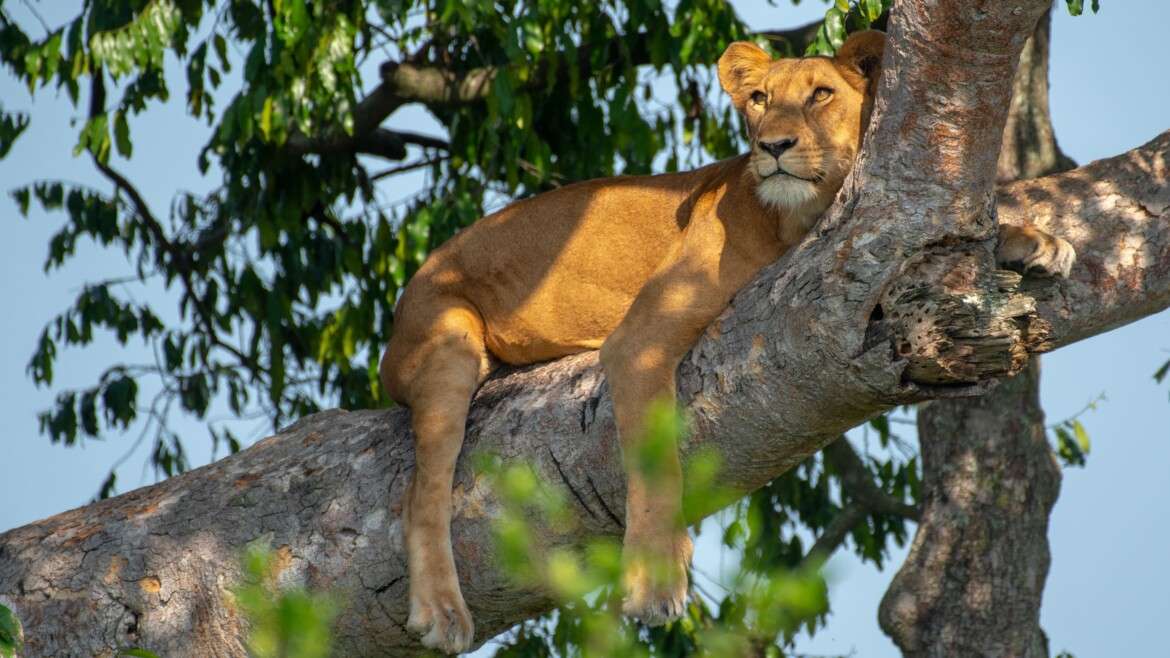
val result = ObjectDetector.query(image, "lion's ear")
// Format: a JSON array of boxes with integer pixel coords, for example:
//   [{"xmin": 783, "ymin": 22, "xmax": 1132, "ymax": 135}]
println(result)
[
  {"xmin": 718, "ymin": 41, "xmax": 772, "ymax": 111},
  {"xmin": 835, "ymin": 30, "xmax": 886, "ymax": 95}
]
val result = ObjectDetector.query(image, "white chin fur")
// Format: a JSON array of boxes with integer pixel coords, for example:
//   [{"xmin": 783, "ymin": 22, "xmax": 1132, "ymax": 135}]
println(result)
[{"xmin": 755, "ymin": 175, "xmax": 819, "ymax": 210}]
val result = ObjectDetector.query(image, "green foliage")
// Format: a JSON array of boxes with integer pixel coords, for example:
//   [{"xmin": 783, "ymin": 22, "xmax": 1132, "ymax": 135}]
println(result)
[
  {"xmin": 0, "ymin": 105, "xmax": 27, "ymax": 157},
  {"xmin": 1052, "ymin": 419, "xmax": 1091, "ymax": 467},
  {"xmin": 476, "ymin": 403, "xmax": 915, "ymax": 656},
  {"xmin": 1155, "ymin": 358, "xmax": 1170, "ymax": 401},
  {"xmin": 1065, "ymin": 0, "xmax": 1101, "ymax": 16},
  {"xmin": 1049, "ymin": 394, "xmax": 1104, "ymax": 468},
  {"xmin": 480, "ymin": 454, "xmax": 830, "ymax": 657},
  {"xmin": 0, "ymin": 603, "xmax": 20, "ymax": 658},
  {"xmin": 0, "ymin": 0, "xmax": 762, "ymax": 494},
  {"xmin": 806, "ymin": 0, "xmax": 891, "ymax": 56},
  {"xmin": 233, "ymin": 542, "xmax": 338, "ymax": 658}
]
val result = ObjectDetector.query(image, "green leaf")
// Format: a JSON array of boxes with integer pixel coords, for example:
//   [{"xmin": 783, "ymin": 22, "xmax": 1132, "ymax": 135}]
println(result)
[
  {"xmin": 1154, "ymin": 359, "xmax": 1170, "ymax": 383},
  {"xmin": 259, "ymin": 96, "xmax": 274, "ymax": 141},
  {"xmin": 862, "ymin": 0, "xmax": 886, "ymax": 22},
  {"xmin": 11, "ymin": 187, "xmax": 31, "ymax": 216},
  {"xmin": 114, "ymin": 111, "xmax": 133, "ymax": 158},
  {"xmin": 868, "ymin": 413, "xmax": 891, "ymax": 445},
  {"xmin": 0, "ymin": 603, "xmax": 22, "ymax": 658},
  {"xmin": 99, "ymin": 471, "xmax": 118, "ymax": 500},
  {"xmin": 213, "ymin": 33, "xmax": 230, "ymax": 71},
  {"xmin": 1072, "ymin": 420, "xmax": 1091, "ymax": 455},
  {"xmin": 102, "ymin": 375, "xmax": 139, "ymax": 427},
  {"xmin": 0, "ymin": 108, "xmax": 30, "ymax": 158},
  {"xmin": 814, "ymin": 7, "xmax": 847, "ymax": 54},
  {"xmin": 1054, "ymin": 425, "xmax": 1086, "ymax": 467}
]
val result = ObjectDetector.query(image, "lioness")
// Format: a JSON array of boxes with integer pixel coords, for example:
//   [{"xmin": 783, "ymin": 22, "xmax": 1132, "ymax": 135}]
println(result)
[{"xmin": 380, "ymin": 30, "xmax": 1074, "ymax": 653}]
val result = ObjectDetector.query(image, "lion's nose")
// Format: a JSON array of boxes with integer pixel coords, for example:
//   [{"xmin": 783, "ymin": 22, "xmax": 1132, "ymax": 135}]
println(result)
[{"xmin": 759, "ymin": 138, "xmax": 798, "ymax": 158}]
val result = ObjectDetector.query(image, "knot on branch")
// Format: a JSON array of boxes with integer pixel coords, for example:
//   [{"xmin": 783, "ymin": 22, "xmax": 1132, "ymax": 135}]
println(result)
[{"xmin": 865, "ymin": 249, "xmax": 1052, "ymax": 386}]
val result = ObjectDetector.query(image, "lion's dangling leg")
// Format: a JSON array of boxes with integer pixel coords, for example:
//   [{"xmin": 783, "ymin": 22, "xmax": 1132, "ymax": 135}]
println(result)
[
  {"xmin": 597, "ymin": 212, "xmax": 774, "ymax": 626},
  {"xmin": 600, "ymin": 345, "xmax": 694, "ymax": 625},
  {"xmin": 382, "ymin": 300, "xmax": 490, "ymax": 654}
]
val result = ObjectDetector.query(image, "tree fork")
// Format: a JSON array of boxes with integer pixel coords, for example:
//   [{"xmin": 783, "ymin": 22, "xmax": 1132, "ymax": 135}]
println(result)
[
  {"xmin": 881, "ymin": 9, "xmax": 1079, "ymax": 656},
  {"xmin": 4, "ymin": 2, "xmax": 1169, "ymax": 656}
]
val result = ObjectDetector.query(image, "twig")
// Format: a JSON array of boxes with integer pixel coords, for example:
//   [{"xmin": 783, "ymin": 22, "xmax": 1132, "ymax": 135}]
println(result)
[{"xmin": 371, "ymin": 155, "xmax": 448, "ymax": 181}]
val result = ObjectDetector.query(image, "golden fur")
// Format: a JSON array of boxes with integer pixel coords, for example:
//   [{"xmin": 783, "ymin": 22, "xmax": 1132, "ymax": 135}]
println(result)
[{"xmin": 379, "ymin": 30, "xmax": 1074, "ymax": 653}]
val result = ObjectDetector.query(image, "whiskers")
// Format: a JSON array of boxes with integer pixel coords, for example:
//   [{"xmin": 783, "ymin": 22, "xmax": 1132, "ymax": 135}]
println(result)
[
  {"xmin": 775, "ymin": 156, "xmax": 829, "ymax": 184},
  {"xmin": 748, "ymin": 151, "xmax": 840, "ymax": 212}
]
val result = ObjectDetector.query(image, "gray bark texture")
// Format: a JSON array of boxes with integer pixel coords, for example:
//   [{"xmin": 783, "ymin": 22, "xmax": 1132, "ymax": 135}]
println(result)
[
  {"xmin": 880, "ymin": 9, "xmax": 1069, "ymax": 657},
  {"xmin": 2, "ymin": 1, "xmax": 1169, "ymax": 656},
  {"xmin": 881, "ymin": 363, "xmax": 1059, "ymax": 658}
]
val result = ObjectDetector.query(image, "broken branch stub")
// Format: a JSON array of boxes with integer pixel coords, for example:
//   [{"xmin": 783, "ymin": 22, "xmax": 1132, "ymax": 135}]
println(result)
[{"xmin": 866, "ymin": 248, "xmax": 1054, "ymax": 387}]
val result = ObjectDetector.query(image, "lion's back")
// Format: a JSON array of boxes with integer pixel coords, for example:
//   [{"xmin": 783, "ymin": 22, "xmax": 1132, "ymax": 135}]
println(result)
[{"xmin": 409, "ymin": 164, "xmax": 729, "ymax": 364}]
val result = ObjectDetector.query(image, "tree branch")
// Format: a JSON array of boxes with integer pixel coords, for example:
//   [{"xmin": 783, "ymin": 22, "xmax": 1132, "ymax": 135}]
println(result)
[
  {"xmin": 824, "ymin": 438, "xmax": 919, "ymax": 521},
  {"xmin": 87, "ymin": 74, "xmax": 255, "ymax": 372},
  {"xmin": 287, "ymin": 126, "xmax": 448, "ymax": 160},
  {"xmin": 371, "ymin": 155, "xmax": 448, "ymax": 181},
  {"xmin": 799, "ymin": 503, "xmax": 869, "ymax": 570},
  {"xmin": 795, "ymin": 436, "xmax": 918, "ymax": 569},
  {"xmin": 378, "ymin": 21, "xmax": 825, "ymax": 107},
  {"xmin": 288, "ymin": 20, "xmax": 822, "ymax": 158}
]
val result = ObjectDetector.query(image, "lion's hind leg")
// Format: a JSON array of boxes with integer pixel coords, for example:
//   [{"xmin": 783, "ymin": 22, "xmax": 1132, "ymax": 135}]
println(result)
[{"xmin": 382, "ymin": 299, "xmax": 490, "ymax": 654}]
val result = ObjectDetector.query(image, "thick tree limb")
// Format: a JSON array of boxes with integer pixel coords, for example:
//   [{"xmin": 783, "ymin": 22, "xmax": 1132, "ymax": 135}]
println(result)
[
  {"xmin": 997, "ymin": 132, "xmax": 1170, "ymax": 346},
  {"xmin": 882, "ymin": 10, "xmax": 1069, "ymax": 655},
  {"xmin": 4, "ymin": 3, "xmax": 1169, "ymax": 656}
]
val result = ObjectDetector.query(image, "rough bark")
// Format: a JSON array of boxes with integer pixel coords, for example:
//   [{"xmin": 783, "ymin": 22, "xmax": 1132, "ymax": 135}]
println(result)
[
  {"xmin": 996, "ymin": 10, "xmax": 1076, "ymax": 183},
  {"xmin": 880, "ymin": 10, "xmax": 1073, "ymax": 656},
  {"xmin": 3, "ymin": 2, "xmax": 1169, "ymax": 656},
  {"xmin": 881, "ymin": 362, "xmax": 1060, "ymax": 658}
]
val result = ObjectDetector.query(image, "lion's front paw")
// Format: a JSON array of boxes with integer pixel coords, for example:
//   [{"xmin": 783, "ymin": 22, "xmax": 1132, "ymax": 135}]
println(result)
[
  {"xmin": 1019, "ymin": 234, "xmax": 1076, "ymax": 278},
  {"xmin": 621, "ymin": 531, "xmax": 693, "ymax": 626},
  {"xmin": 997, "ymin": 226, "xmax": 1076, "ymax": 278},
  {"xmin": 407, "ymin": 581, "xmax": 474, "ymax": 654}
]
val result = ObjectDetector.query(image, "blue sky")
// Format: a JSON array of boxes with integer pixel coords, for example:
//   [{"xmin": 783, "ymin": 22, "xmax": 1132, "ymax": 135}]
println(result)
[{"xmin": 2, "ymin": 2, "xmax": 1168, "ymax": 657}]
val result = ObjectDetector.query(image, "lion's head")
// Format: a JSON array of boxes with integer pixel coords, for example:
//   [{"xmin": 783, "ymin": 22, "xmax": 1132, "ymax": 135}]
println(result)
[{"xmin": 717, "ymin": 30, "xmax": 885, "ymax": 217}]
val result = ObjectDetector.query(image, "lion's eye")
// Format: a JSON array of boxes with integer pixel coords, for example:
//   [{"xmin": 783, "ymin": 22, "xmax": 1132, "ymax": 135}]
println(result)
[
  {"xmin": 811, "ymin": 87, "xmax": 834, "ymax": 103},
  {"xmin": 750, "ymin": 90, "xmax": 767, "ymax": 106}
]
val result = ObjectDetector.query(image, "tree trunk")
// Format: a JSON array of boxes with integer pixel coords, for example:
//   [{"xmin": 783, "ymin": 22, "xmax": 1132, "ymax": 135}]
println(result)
[
  {"xmin": 881, "ymin": 362, "xmax": 1059, "ymax": 658},
  {"xmin": 4, "ymin": 3, "xmax": 1169, "ymax": 656},
  {"xmin": 881, "ymin": 9, "xmax": 1071, "ymax": 656}
]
